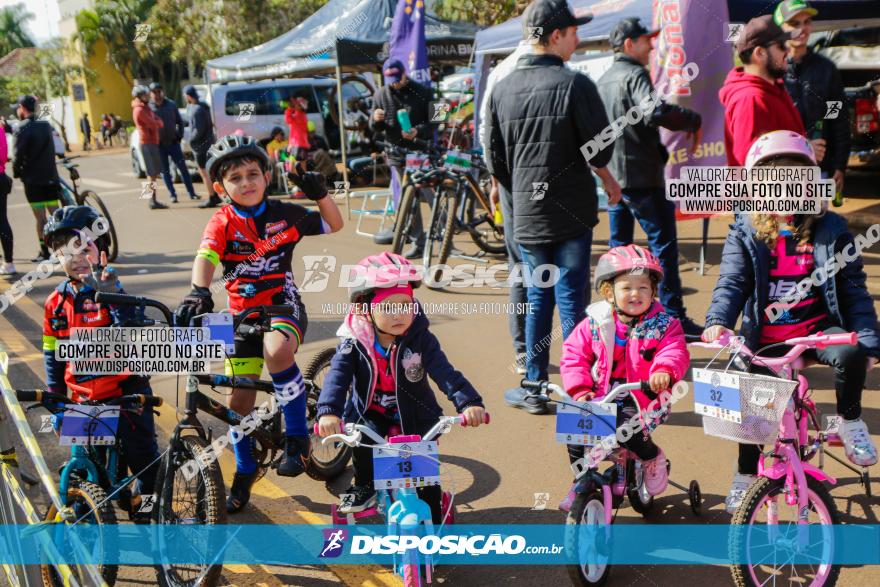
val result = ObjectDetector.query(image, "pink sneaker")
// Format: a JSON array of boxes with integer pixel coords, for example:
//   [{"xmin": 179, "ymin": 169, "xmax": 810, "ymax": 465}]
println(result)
[
  {"xmin": 643, "ymin": 449, "xmax": 668, "ymax": 496},
  {"xmin": 558, "ymin": 484, "xmax": 577, "ymax": 512}
]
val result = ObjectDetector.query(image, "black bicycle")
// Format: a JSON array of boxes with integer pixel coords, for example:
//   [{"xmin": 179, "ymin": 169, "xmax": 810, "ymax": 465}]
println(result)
[
  {"xmin": 58, "ymin": 156, "xmax": 120, "ymax": 262},
  {"xmin": 94, "ymin": 292, "xmax": 347, "ymax": 587}
]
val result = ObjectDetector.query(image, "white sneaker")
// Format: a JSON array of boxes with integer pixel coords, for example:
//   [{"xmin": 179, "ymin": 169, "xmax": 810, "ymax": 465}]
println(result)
[
  {"xmin": 840, "ymin": 418, "xmax": 878, "ymax": 467},
  {"xmin": 0, "ymin": 262, "xmax": 16, "ymax": 276},
  {"xmin": 725, "ymin": 473, "xmax": 757, "ymax": 514}
]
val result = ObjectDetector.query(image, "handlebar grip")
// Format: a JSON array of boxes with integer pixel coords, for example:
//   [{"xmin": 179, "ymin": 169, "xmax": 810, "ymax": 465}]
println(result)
[
  {"xmin": 460, "ymin": 412, "xmax": 490, "ymax": 426},
  {"xmin": 95, "ymin": 292, "xmax": 140, "ymax": 306},
  {"xmin": 314, "ymin": 419, "xmax": 344, "ymax": 436},
  {"xmin": 520, "ymin": 379, "xmax": 545, "ymax": 390},
  {"xmin": 15, "ymin": 390, "xmax": 42, "ymax": 402},
  {"xmin": 141, "ymin": 395, "xmax": 163, "ymax": 408},
  {"xmin": 817, "ymin": 332, "xmax": 858, "ymax": 348}
]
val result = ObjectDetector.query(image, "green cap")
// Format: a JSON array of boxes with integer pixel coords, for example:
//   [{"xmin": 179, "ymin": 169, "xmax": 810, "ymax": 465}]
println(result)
[{"xmin": 774, "ymin": 0, "xmax": 818, "ymax": 26}]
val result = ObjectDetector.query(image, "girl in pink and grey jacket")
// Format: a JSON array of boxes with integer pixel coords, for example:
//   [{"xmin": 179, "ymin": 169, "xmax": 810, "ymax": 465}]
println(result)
[{"xmin": 560, "ymin": 245, "xmax": 690, "ymax": 503}]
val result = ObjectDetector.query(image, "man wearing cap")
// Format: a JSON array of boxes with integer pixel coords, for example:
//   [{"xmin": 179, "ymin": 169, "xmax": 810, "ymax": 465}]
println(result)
[
  {"xmin": 486, "ymin": 0, "xmax": 618, "ymax": 413},
  {"xmin": 149, "ymin": 82, "xmax": 198, "ymax": 204},
  {"xmin": 597, "ymin": 17, "xmax": 704, "ymax": 336},
  {"xmin": 12, "ymin": 95, "xmax": 62, "ymax": 261},
  {"xmin": 370, "ymin": 59, "xmax": 434, "ymax": 258},
  {"xmin": 183, "ymin": 85, "xmax": 220, "ymax": 207},
  {"xmin": 131, "ymin": 85, "xmax": 168, "ymax": 210},
  {"xmin": 777, "ymin": 0, "xmax": 849, "ymax": 194},
  {"xmin": 719, "ymin": 15, "xmax": 809, "ymax": 167}
]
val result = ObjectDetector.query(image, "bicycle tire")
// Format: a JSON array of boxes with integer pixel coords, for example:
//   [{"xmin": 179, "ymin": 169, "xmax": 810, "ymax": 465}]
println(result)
[
  {"xmin": 730, "ymin": 475, "xmax": 840, "ymax": 587},
  {"xmin": 626, "ymin": 461, "xmax": 653, "ymax": 516},
  {"xmin": 41, "ymin": 479, "xmax": 119, "ymax": 587},
  {"xmin": 304, "ymin": 347, "xmax": 351, "ymax": 480},
  {"xmin": 392, "ymin": 184, "xmax": 418, "ymax": 255},
  {"xmin": 462, "ymin": 175, "xmax": 505, "ymax": 255},
  {"xmin": 153, "ymin": 435, "xmax": 226, "ymax": 587},
  {"xmin": 78, "ymin": 190, "xmax": 119, "ymax": 262},
  {"xmin": 566, "ymin": 491, "xmax": 611, "ymax": 587},
  {"xmin": 422, "ymin": 186, "xmax": 458, "ymax": 286}
]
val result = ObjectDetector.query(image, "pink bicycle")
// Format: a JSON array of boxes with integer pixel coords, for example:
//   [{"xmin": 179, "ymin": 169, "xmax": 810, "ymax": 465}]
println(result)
[{"xmin": 692, "ymin": 330, "xmax": 867, "ymax": 587}]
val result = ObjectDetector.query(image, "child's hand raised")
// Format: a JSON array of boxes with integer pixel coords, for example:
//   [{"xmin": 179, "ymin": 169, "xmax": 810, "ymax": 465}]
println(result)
[
  {"xmin": 649, "ymin": 372, "xmax": 671, "ymax": 393},
  {"xmin": 317, "ymin": 415, "xmax": 342, "ymax": 438},
  {"xmin": 81, "ymin": 250, "xmax": 122, "ymax": 294},
  {"xmin": 462, "ymin": 406, "xmax": 486, "ymax": 427}
]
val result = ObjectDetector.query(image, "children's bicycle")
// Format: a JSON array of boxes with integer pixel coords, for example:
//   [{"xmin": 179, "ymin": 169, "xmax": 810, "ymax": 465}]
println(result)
[
  {"xmin": 320, "ymin": 413, "xmax": 490, "ymax": 587},
  {"xmin": 521, "ymin": 379, "xmax": 701, "ymax": 587},
  {"xmin": 15, "ymin": 389, "xmax": 164, "ymax": 587},
  {"xmin": 691, "ymin": 331, "xmax": 868, "ymax": 587}
]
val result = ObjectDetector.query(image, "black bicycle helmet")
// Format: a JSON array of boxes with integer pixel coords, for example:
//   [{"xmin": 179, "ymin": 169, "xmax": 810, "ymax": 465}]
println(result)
[
  {"xmin": 205, "ymin": 134, "xmax": 271, "ymax": 182},
  {"xmin": 44, "ymin": 206, "xmax": 109, "ymax": 253}
]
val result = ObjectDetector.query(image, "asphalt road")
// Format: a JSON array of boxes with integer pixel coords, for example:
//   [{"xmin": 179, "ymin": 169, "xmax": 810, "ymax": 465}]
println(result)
[{"xmin": 0, "ymin": 149, "xmax": 878, "ymax": 586}]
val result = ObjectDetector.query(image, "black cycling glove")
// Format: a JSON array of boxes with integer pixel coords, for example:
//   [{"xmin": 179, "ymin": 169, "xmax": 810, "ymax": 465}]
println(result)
[
  {"xmin": 288, "ymin": 163, "xmax": 328, "ymax": 201},
  {"xmin": 174, "ymin": 285, "xmax": 214, "ymax": 327}
]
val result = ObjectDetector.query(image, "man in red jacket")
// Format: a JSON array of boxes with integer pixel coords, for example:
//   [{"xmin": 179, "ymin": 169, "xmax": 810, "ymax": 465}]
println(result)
[
  {"xmin": 131, "ymin": 85, "xmax": 168, "ymax": 210},
  {"xmin": 719, "ymin": 15, "xmax": 821, "ymax": 166}
]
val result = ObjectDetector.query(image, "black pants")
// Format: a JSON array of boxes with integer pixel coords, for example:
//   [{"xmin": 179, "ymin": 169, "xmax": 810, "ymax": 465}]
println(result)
[
  {"xmin": 567, "ymin": 395, "xmax": 660, "ymax": 469},
  {"xmin": 352, "ymin": 411, "xmax": 443, "ymax": 524},
  {"xmin": 738, "ymin": 325, "xmax": 867, "ymax": 474},
  {"xmin": 0, "ymin": 173, "xmax": 13, "ymax": 262}
]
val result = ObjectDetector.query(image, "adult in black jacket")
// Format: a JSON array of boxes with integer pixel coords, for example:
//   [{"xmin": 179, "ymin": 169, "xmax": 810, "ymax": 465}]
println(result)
[
  {"xmin": 183, "ymin": 85, "xmax": 220, "ymax": 207},
  {"xmin": 12, "ymin": 95, "xmax": 61, "ymax": 262},
  {"xmin": 370, "ymin": 59, "xmax": 434, "ymax": 257},
  {"xmin": 486, "ymin": 0, "xmax": 619, "ymax": 413},
  {"xmin": 149, "ymin": 82, "xmax": 198, "ymax": 203},
  {"xmin": 79, "ymin": 113, "xmax": 91, "ymax": 151},
  {"xmin": 776, "ymin": 0, "xmax": 849, "ymax": 192},
  {"xmin": 597, "ymin": 18, "xmax": 703, "ymax": 336}
]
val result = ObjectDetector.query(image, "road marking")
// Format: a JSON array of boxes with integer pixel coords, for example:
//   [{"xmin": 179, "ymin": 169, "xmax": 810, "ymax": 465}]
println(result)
[{"xmin": 80, "ymin": 178, "xmax": 125, "ymax": 189}]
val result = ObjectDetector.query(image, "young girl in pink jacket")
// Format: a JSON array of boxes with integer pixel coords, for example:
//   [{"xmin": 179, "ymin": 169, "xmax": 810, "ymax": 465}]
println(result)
[{"xmin": 559, "ymin": 245, "xmax": 689, "ymax": 508}]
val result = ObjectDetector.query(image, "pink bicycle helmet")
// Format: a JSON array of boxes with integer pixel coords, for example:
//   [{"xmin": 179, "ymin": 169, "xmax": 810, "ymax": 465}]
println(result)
[
  {"xmin": 594, "ymin": 244, "xmax": 663, "ymax": 292},
  {"xmin": 745, "ymin": 130, "xmax": 816, "ymax": 168},
  {"xmin": 348, "ymin": 252, "xmax": 422, "ymax": 303}
]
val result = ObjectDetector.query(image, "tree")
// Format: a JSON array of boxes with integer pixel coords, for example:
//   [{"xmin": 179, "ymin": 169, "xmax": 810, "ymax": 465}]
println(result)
[
  {"xmin": 0, "ymin": 4, "xmax": 36, "ymax": 57},
  {"xmin": 432, "ymin": 0, "xmax": 527, "ymax": 26},
  {"xmin": 74, "ymin": 0, "xmax": 157, "ymax": 85}
]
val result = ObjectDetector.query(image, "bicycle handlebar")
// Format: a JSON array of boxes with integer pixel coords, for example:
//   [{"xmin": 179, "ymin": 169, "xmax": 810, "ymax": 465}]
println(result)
[
  {"xmin": 521, "ymin": 379, "xmax": 649, "ymax": 404},
  {"xmin": 15, "ymin": 390, "xmax": 163, "ymax": 408},
  {"xmin": 319, "ymin": 413, "xmax": 489, "ymax": 447},
  {"xmin": 690, "ymin": 330, "xmax": 858, "ymax": 372}
]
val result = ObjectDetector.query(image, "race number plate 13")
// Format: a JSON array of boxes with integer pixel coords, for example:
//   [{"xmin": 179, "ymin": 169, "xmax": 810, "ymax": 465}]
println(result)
[
  {"xmin": 373, "ymin": 441, "xmax": 440, "ymax": 490},
  {"xmin": 555, "ymin": 402, "xmax": 617, "ymax": 446},
  {"xmin": 693, "ymin": 368, "xmax": 742, "ymax": 424},
  {"xmin": 59, "ymin": 406, "xmax": 120, "ymax": 446}
]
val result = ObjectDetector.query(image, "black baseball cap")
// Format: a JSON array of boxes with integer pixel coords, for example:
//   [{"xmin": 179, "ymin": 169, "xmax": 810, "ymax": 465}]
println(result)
[
  {"xmin": 149, "ymin": 82, "xmax": 163, "ymax": 91},
  {"xmin": 183, "ymin": 85, "xmax": 198, "ymax": 98},
  {"xmin": 382, "ymin": 58, "xmax": 406, "ymax": 84},
  {"xmin": 609, "ymin": 17, "xmax": 660, "ymax": 49},
  {"xmin": 523, "ymin": 0, "xmax": 592, "ymax": 38},
  {"xmin": 16, "ymin": 95, "xmax": 37, "ymax": 112},
  {"xmin": 735, "ymin": 15, "xmax": 797, "ymax": 53}
]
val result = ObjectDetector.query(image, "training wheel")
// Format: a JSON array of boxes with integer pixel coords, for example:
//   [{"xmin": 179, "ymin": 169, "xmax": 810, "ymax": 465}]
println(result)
[{"xmin": 688, "ymin": 480, "xmax": 702, "ymax": 516}]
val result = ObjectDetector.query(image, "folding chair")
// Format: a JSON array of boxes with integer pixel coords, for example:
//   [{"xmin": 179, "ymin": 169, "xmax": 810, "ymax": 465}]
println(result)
[{"xmin": 352, "ymin": 188, "xmax": 395, "ymax": 238}]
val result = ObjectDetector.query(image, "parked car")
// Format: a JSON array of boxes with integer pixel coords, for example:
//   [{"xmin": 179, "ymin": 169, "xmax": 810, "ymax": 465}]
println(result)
[
  {"xmin": 129, "ymin": 108, "xmax": 199, "ymax": 181},
  {"xmin": 815, "ymin": 26, "xmax": 880, "ymax": 168}
]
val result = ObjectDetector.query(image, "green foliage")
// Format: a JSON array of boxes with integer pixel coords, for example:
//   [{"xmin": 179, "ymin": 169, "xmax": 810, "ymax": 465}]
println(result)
[
  {"xmin": 432, "ymin": 0, "xmax": 526, "ymax": 26},
  {"xmin": 0, "ymin": 3, "xmax": 36, "ymax": 57},
  {"xmin": 74, "ymin": 0, "xmax": 157, "ymax": 84}
]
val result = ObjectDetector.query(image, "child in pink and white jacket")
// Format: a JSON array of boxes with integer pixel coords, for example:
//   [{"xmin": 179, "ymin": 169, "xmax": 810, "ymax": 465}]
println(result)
[{"xmin": 559, "ymin": 245, "xmax": 689, "ymax": 508}]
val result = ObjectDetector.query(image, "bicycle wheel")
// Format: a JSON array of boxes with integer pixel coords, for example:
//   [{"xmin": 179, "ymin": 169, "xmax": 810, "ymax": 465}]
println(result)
[
  {"xmin": 79, "ymin": 190, "xmax": 120, "ymax": 262},
  {"xmin": 304, "ymin": 347, "xmax": 351, "ymax": 480},
  {"xmin": 566, "ymin": 491, "xmax": 611, "ymax": 587},
  {"xmin": 730, "ymin": 475, "xmax": 840, "ymax": 587},
  {"xmin": 153, "ymin": 435, "xmax": 226, "ymax": 587},
  {"xmin": 392, "ymin": 184, "xmax": 418, "ymax": 255},
  {"xmin": 462, "ymin": 175, "xmax": 505, "ymax": 255},
  {"xmin": 422, "ymin": 186, "xmax": 458, "ymax": 286},
  {"xmin": 40, "ymin": 479, "xmax": 119, "ymax": 587}
]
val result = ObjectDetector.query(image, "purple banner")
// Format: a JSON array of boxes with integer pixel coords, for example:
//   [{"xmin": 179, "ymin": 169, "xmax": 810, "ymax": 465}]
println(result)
[
  {"xmin": 650, "ymin": 0, "xmax": 734, "ymax": 180},
  {"xmin": 389, "ymin": 0, "xmax": 431, "ymax": 86}
]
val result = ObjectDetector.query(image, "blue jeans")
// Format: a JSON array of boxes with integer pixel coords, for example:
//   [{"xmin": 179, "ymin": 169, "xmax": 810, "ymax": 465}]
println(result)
[
  {"xmin": 518, "ymin": 232, "xmax": 592, "ymax": 381},
  {"xmin": 500, "ymin": 184, "xmax": 526, "ymax": 355},
  {"xmin": 608, "ymin": 187, "xmax": 685, "ymax": 318},
  {"xmin": 159, "ymin": 143, "xmax": 196, "ymax": 199}
]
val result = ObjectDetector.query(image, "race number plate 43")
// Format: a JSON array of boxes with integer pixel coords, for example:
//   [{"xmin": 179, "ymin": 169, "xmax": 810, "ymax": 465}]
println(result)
[
  {"xmin": 373, "ymin": 441, "xmax": 439, "ymax": 490},
  {"xmin": 555, "ymin": 401, "xmax": 617, "ymax": 446},
  {"xmin": 693, "ymin": 369, "xmax": 742, "ymax": 424},
  {"xmin": 59, "ymin": 406, "xmax": 120, "ymax": 446}
]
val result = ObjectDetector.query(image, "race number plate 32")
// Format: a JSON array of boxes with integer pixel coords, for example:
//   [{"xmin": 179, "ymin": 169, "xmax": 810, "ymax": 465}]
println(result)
[
  {"xmin": 555, "ymin": 401, "xmax": 617, "ymax": 446},
  {"xmin": 373, "ymin": 441, "xmax": 439, "ymax": 490},
  {"xmin": 59, "ymin": 406, "xmax": 120, "ymax": 446},
  {"xmin": 693, "ymin": 368, "xmax": 742, "ymax": 424}
]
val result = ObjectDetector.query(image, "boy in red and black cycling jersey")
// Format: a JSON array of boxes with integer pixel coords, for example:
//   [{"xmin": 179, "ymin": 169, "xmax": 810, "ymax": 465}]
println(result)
[
  {"xmin": 174, "ymin": 134, "xmax": 343, "ymax": 513},
  {"xmin": 42, "ymin": 206, "xmax": 160, "ymax": 517}
]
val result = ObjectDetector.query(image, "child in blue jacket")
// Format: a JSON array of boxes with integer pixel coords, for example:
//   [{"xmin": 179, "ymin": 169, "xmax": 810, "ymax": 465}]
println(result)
[
  {"xmin": 703, "ymin": 131, "xmax": 879, "ymax": 513},
  {"xmin": 317, "ymin": 252, "xmax": 485, "ymax": 521}
]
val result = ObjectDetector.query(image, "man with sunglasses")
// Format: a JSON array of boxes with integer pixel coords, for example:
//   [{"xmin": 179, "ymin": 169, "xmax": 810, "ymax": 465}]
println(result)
[
  {"xmin": 719, "ymin": 15, "xmax": 808, "ymax": 166},
  {"xmin": 776, "ymin": 0, "xmax": 850, "ymax": 195}
]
